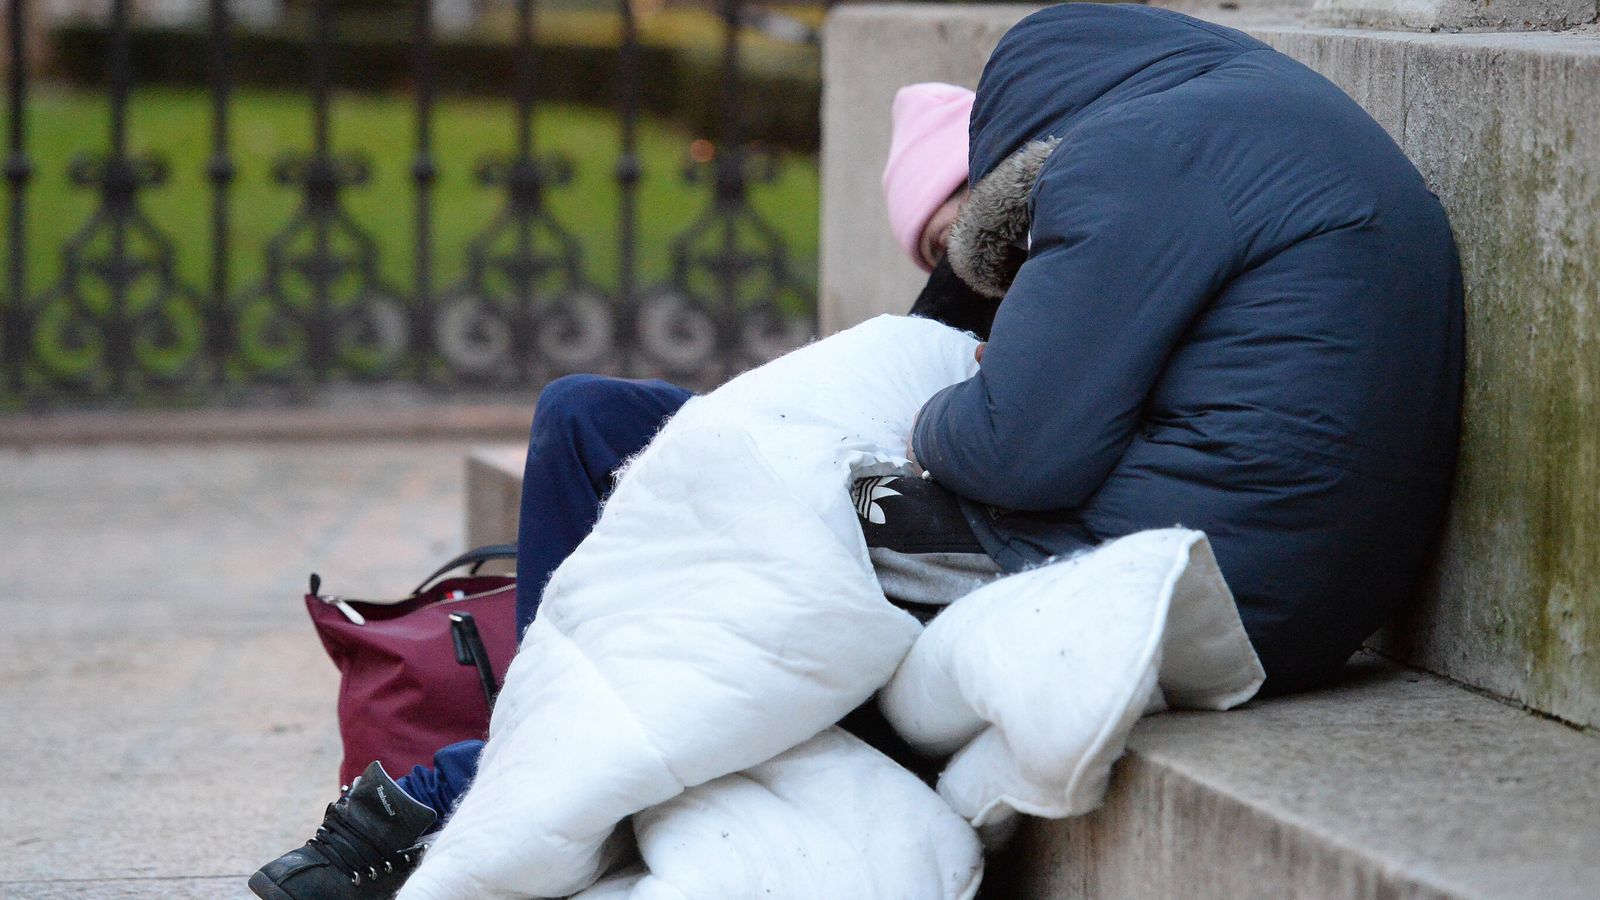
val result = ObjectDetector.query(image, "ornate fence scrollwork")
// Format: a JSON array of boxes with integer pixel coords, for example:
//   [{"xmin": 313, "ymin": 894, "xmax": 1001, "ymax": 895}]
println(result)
[
  {"xmin": 433, "ymin": 0, "xmax": 613, "ymax": 386},
  {"xmin": 640, "ymin": 142, "xmax": 813, "ymax": 378},
  {"xmin": 637, "ymin": 0, "xmax": 814, "ymax": 381},
  {"xmin": 436, "ymin": 153, "xmax": 607, "ymax": 382},
  {"xmin": 0, "ymin": 0, "xmax": 817, "ymax": 407},
  {"xmin": 28, "ymin": 0, "xmax": 204, "ymax": 396},
  {"xmin": 236, "ymin": 0, "xmax": 407, "ymax": 384},
  {"xmin": 34, "ymin": 153, "xmax": 204, "ymax": 392},
  {"xmin": 236, "ymin": 152, "xmax": 408, "ymax": 381}
]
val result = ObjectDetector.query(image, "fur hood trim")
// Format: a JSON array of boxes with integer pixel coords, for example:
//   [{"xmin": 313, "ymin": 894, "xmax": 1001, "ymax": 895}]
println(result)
[{"xmin": 946, "ymin": 137, "xmax": 1060, "ymax": 299}]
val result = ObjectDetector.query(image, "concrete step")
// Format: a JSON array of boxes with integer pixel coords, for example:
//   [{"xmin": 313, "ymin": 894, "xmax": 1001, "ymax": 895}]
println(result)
[
  {"xmin": 465, "ymin": 444, "xmax": 530, "ymax": 550},
  {"xmin": 464, "ymin": 444, "xmax": 1600, "ymax": 898},
  {"xmin": 988, "ymin": 655, "xmax": 1600, "ymax": 899}
]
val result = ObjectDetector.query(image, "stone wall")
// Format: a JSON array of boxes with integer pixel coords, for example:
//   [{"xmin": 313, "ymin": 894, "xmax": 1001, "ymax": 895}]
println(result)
[
  {"xmin": 1315, "ymin": 0, "xmax": 1599, "ymax": 34},
  {"xmin": 820, "ymin": 4, "xmax": 1600, "ymax": 728},
  {"xmin": 1255, "ymin": 27, "xmax": 1600, "ymax": 730}
]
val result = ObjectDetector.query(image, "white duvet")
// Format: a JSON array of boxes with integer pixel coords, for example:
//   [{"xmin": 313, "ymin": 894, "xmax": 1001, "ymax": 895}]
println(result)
[{"xmin": 398, "ymin": 316, "xmax": 1264, "ymax": 900}]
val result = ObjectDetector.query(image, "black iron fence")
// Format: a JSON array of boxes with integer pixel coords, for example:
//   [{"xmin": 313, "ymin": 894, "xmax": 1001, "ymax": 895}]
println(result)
[{"xmin": 2, "ymin": 0, "xmax": 817, "ymax": 408}]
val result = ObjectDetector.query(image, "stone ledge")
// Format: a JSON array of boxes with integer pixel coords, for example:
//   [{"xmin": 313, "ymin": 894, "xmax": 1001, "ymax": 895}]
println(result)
[
  {"xmin": 466, "ymin": 444, "xmax": 528, "ymax": 551},
  {"xmin": 989, "ymin": 655, "xmax": 1600, "ymax": 899},
  {"xmin": 1312, "ymin": 0, "xmax": 1599, "ymax": 34}
]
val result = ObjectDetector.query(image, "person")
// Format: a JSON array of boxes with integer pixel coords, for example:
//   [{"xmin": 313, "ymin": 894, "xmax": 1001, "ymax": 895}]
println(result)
[
  {"xmin": 250, "ymin": 82, "xmax": 994, "ymax": 900},
  {"xmin": 911, "ymin": 4, "xmax": 1463, "ymax": 696}
]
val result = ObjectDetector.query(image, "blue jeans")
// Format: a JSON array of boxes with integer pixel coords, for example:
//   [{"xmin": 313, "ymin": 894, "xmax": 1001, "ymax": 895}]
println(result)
[
  {"xmin": 395, "ymin": 375, "xmax": 693, "ymax": 820},
  {"xmin": 511, "ymin": 374, "xmax": 694, "ymax": 631}
]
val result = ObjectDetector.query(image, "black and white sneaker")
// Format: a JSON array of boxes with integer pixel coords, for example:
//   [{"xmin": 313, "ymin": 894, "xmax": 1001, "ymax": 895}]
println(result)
[{"xmin": 248, "ymin": 761, "xmax": 436, "ymax": 900}]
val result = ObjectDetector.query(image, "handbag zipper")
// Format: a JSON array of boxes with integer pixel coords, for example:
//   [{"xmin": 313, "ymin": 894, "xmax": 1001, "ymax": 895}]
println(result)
[
  {"xmin": 320, "ymin": 595, "xmax": 368, "ymax": 626},
  {"xmin": 319, "ymin": 588, "xmax": 483, "ymax": 626}
]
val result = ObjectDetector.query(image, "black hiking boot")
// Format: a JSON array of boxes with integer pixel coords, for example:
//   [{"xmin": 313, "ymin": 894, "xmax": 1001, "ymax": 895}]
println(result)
[{"xmin": 248, "ymin": 761, "xmax": 437, "ymax": 900}]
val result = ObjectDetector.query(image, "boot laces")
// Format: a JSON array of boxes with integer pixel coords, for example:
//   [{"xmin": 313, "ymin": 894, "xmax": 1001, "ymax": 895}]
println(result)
[{"xmin": 308, "ymin": 799, "xmax": 420, "ymax": 887}]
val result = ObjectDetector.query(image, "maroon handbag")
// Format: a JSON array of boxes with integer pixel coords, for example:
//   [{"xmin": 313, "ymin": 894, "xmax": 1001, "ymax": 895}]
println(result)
[{"xmin": 306, "ymin": 545, "xmax": 520, "ymax": 787}]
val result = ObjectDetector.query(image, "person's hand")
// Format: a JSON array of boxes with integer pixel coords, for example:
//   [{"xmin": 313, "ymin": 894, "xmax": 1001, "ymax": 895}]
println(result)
[
  {"xmin": 906, "ymin": 440, "xmax": 924, "ymax": 477},
  {"xmin": 975, "ymin": 342, "xmax": 986, "ymax": 363}
]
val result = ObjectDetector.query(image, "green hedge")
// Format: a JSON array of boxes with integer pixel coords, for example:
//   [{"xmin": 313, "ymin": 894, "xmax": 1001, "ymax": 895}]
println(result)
[{"xmin": 47, "ymin": 18, "xmax": 821, "ymax": 149}]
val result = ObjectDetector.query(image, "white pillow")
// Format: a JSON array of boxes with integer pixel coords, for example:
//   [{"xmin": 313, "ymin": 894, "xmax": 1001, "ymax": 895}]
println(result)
[{"xmin": 879, "ymin": 528, "xmax": 1263, "ymax": 831}]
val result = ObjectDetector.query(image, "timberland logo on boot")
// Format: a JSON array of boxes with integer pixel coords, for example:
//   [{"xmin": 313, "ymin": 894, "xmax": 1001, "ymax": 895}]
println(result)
[{"xmin": 377, "ymin": 785, "xmax": 396, "ymax": 817}]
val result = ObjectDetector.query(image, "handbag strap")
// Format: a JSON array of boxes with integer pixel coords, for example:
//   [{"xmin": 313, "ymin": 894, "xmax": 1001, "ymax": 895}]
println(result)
[
  {"xmin": 411, "ymin": 544, "xmax": 517, "ymax": 596},
  {"xmin": 449, "ymin": 612, "xmax": 500, "ymax": 711}
]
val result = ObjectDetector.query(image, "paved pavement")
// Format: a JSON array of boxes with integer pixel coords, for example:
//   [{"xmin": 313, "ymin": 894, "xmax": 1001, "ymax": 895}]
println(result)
[{"xmin": 0, "ymin": 441, "xmax": 483, "ymax": 898}]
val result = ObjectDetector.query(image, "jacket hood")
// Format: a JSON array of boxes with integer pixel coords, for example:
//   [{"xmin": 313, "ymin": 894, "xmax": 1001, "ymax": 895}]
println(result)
[
  {"xmin": 966, "ymin": 5, "xmax": 1260, "ymax": 182},
  {"xmin": 948, "ymin": 5, "xmax": 1263, "ymax": 295}
]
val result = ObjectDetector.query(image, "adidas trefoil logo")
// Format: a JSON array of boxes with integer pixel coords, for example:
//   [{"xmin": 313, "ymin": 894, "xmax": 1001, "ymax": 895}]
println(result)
[{"xmin": 852, "ymin": 476, "xmax": 902, "ymax": 525}]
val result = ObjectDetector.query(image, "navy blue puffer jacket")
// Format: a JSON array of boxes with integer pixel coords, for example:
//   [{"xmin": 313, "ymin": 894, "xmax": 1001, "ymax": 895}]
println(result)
[{"xmin": 911, "ymin": 4, "xmax": 1464, "ymax": 693}]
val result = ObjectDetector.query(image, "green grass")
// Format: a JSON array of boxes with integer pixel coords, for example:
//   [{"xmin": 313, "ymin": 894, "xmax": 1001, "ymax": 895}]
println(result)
[{"xmin": 5, "ymin": 84, "xmax": 819, "ymax": 302}]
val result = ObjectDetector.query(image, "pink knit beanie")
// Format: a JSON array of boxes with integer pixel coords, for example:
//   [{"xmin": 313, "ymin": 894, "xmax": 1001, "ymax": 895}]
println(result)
[{"xmin": 881, "ymin": 82, "xmax": 976, "ymax": 271}]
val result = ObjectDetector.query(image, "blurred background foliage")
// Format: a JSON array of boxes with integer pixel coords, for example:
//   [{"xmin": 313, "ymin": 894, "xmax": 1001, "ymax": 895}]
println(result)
[{"xmin": 47, "ymin": 3, "xmax": 823, "ymax": 148}]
